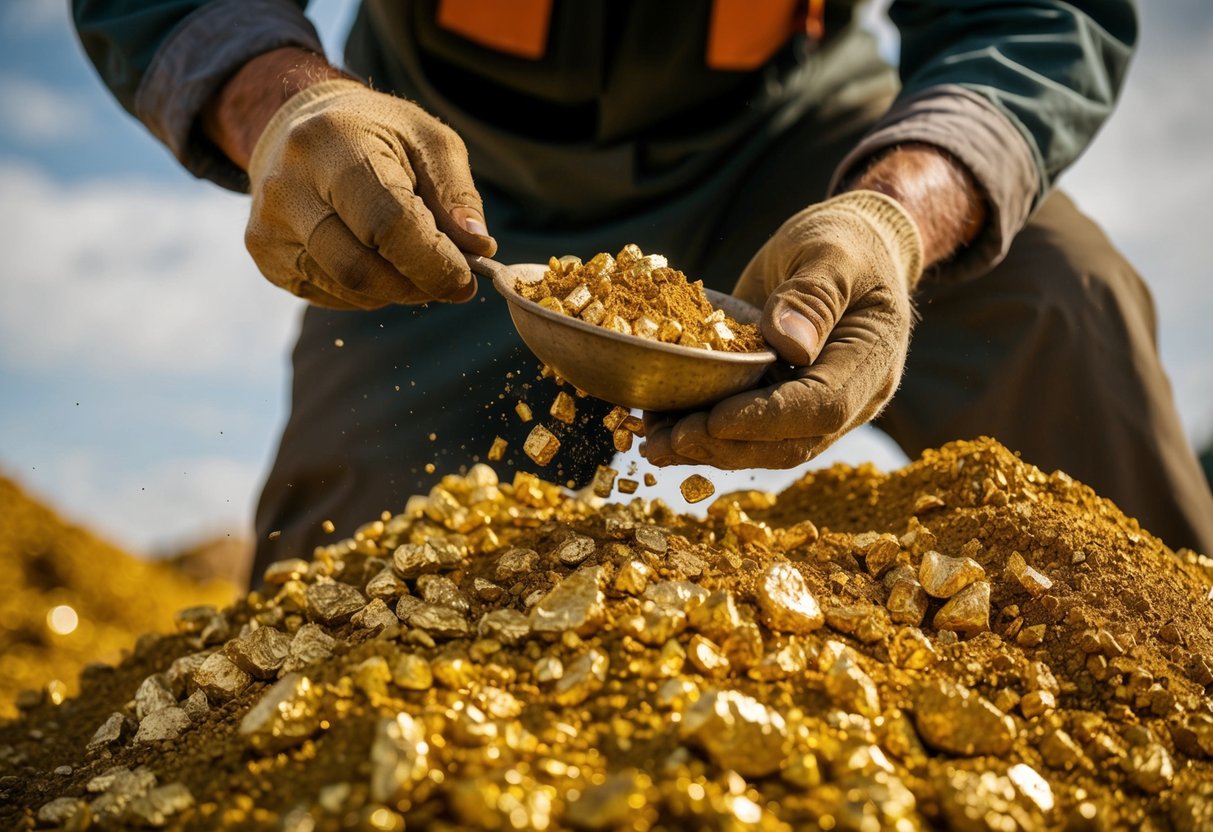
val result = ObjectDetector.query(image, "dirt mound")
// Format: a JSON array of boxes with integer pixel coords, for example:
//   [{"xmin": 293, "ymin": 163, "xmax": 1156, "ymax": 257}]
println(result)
[
  {"xmin": 0, "ymin": 477, "xmax": 239, "ymax": 720},
  {"xmin": 2, "ymin": 439, "xmax": 1211, "ymax": 830}
]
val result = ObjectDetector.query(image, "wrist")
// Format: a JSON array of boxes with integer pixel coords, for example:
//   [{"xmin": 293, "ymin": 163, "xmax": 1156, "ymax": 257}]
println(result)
[
  {"xmin": 845, "ymin": 144, "xmax": 987, "ymax": 267},
  {"xmin": 201, "ymin": 47, "xmax": 350, "ymax": 171}
]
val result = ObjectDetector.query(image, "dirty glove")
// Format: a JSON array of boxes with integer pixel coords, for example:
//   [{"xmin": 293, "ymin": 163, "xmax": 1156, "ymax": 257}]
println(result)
[
  {"xmin": 643, "ymin": 190, "xmax": 924, "ymax": 469},
  {"xmin": 246, "ymin": 79, "xmax": 495, "ymax": 309}
]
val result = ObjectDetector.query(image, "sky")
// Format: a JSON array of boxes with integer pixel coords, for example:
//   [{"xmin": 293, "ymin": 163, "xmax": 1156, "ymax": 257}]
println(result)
[{"xmin": 0, "ymin": 1, "xmax": 1210, "ymax": 557}]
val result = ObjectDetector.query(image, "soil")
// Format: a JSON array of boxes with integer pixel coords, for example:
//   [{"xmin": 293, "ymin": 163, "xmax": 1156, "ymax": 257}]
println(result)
[{"xmin": 2, "ymin": 439, "xmax": 1211, "ymax": 830}]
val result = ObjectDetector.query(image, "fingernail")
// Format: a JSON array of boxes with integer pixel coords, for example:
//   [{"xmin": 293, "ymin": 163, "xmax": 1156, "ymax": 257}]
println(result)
[
  {"xmin": 462, "ymin": 216, "xmax": 489, "ymax": 237},
  {"xmin": 779, "ymin": 311, "xmax": 818, "ymax": 360}
]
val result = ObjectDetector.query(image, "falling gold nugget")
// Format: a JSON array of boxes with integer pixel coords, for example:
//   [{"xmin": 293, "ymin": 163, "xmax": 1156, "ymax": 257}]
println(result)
[
  {"xmin": 591, "ymin": 465, "xmax": 618, "ymax": 498},
  {"xmin": 644, "ymin": 473, "xmax": 657, "ymax": 487},
  {"xmin": 550, "ymin": 391, "xmax": 576, "ymax": 425},
  {"xmin": 523, "ymin": 424, "xmax": 561, "ymax": 466},
  {"xmin": 680, "ymin": 474, "xmax": 715, "ymax": 503},
  {"xmin": 321, "ymin": 519, "xmax": 335, "ymax": 534},
  {"xmin": 514, "ymin": 401, "xmax": 533, "ymax": 422},
  {"xmin": 612, "ymin": 428, "xmax": 633, "ymax": 453},
  {"xmin": 603, "ymin": 406, "xmax": 629, "ymax": 431},
  {"xmin": 487, "ymin": 436, "xmax": 508, "ymax": 462},
  {"xmin": 617, "ymin": 478, "xmax": 639, "ymax": 494}
]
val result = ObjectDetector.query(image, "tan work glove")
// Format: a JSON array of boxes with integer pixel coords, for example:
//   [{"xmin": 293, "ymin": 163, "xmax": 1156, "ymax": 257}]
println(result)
[
  {"xmin": 643, "ymin": 190, "xmax": 924, "ymax": 469},
  {"xmin": 246, "ymin": 79, "xmax": 495, "ymax": 309}
]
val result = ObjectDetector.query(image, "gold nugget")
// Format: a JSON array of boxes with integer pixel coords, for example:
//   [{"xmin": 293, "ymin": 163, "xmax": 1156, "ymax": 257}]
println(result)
[{"xmin": 523, "ymin": 425, "xmax": 561, "ymax": 466}]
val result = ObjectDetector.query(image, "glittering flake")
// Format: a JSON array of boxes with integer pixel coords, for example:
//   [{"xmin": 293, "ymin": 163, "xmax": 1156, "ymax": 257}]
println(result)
[
  {"xmin": 530, "ymin": 565, "xmax": 605, "ymax": 636},
  {"xmin": 524, "ymin": 424, "xmax": 561, "ymax": 466},
  {"xmin": 756, "ymin": 562, "xmax": 824, "ymax": 634},
  {"xmin": 553, "ymin": 648, "xmax": 609, "ymax": 705},
  {"xmin": 370, "ymin": 713, "xmax": 430, "ymax": 804},
  {"xmin": 918, "ymin": 549, "xmax": 986, "ymax": 598},
  {"xmin": 680, "ymin": 689, "xmax": 788, "ymax": 778},
  {"xmin": 913, "ymin": 679, "xmax": 1017, "ymax": 756},
  {"xmin": 227, "ymin": 625, "xmax": 292, "ymax": 679},
  {"xmin": 679, "ymin": 474, "xmax": 715, "ymax": 504},
  {"xmin": 238, "ymin": 673, "xmax": 322, "ymax": 753},
  {"xmin": 305, "ymin": 580, "xmax": 367, "ymax": 625},
  {"xmin": 932, "ymin": 580, "xmax": 991, "ymax": 635}
]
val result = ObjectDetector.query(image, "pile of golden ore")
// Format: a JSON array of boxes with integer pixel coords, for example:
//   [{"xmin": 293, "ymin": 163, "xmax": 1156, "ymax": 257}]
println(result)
[{"xmin": 3, "ymin": 438, "xmax": 1213, "ymax": 830}]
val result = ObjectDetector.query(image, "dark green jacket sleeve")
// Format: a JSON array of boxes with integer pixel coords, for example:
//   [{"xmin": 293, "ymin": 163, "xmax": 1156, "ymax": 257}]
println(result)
[
  {"xmin": 832, "ymin": 0, "xmax": 1138, "ymax": 281},
  {"xmin": 73, "ymin": 0, "xmax": 323, "ymax": 191}
]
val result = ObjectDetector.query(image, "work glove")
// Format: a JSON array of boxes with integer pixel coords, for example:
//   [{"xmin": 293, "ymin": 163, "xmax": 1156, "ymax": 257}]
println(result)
[
  {"xmin": 643, "ymin": 190, "xmax": 924, "ymax": 469},
  {"xmin": 246, "ymin": 79, "xmax": 495, "ymax": 309}
]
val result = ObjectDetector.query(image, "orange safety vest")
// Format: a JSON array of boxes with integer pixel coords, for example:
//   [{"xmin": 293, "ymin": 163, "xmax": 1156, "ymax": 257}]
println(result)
[{"xmin": 436, "ymin": 0, "xmax": 825, "ymax": 70}]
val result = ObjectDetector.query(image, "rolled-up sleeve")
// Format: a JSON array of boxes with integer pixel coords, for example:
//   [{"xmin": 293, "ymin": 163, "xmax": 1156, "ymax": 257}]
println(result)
[
  {"xmin": 73, "ymin": 0, "xmax": 324, "ymax": 191},
  {"xmin": 831, "ymin": 0, "xmax": 1138, "ymax": 281}
]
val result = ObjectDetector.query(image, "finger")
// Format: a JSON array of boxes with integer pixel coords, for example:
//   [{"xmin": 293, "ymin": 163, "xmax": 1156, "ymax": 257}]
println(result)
[
  {"xmin": 307, "ymin": 213, "xmax": 431, "ymax": 305},
  {"xmin": 405, "ymin": 118, "xmax": 497, "ymax": 257},
  {"xmin": 707, "ymin": 300, "xmax": 908, "ymax": 441},
  {"xmin": 670, "ymin": 413, "xmax": 818, "ymax": 469},
  {"xmin": 327, "ymin": 148, "xmax": 474, "ymax": 300},
  {"xmin": 761, "ymin": 264, "xmax": 859, "ymax": 366},
  {"xmin": 639, "ymin": 425, "xmax": 701, "ymax": 468}
]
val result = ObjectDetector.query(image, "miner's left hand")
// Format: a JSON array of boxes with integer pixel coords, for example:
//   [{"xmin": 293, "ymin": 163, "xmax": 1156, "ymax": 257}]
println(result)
[{"xmin": 642, "ymin": 190, "xmax": 924, "ymax": 469}]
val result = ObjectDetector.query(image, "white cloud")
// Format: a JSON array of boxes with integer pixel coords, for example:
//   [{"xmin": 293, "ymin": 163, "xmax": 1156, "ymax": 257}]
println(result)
[
  {"xmin": 0, "ymin": 164, "xmax": 303, "ymax": 380},
  {"xmin": 0, "ymin": 75, "xmax": 97, "ymax": 143},
  {"xmin": 12, "ymin": 451, "xmax": 262, "ymax": 556}
]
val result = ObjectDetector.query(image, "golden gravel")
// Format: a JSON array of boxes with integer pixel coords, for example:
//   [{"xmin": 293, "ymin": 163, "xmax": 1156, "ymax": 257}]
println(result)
[{"xmin": 2, "ymin": 439, "xmax": 1213, "ymax": 830}]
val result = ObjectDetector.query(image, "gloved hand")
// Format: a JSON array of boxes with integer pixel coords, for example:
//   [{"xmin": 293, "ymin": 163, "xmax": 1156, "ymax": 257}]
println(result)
[
  {"xmin": 246, "ymin": 79, "xmax": 496, "ymax": 309},
  {"xmin": 643, "ymin": 190, "xmax": 924, "ymax": 468}
]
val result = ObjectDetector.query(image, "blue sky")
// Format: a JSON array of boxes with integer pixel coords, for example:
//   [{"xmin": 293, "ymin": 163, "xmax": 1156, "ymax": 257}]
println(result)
[{"xmin": 1, "ymin": 1, "xmax": 1210, "ymax": 555}]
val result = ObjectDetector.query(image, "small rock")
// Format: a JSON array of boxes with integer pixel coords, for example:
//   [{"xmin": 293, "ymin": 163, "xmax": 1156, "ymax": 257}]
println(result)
[
  {"xmin": 478, "ymin": 609, "xmax": 531, "ymax": 644},
  {"xmin": 37, "ymin": 797, "xmax": 87, "ymax": 826},
  {"xmin": 416, "ymin": 574, "xmax": 470, "ymax": 612},
  {"xmin": 688, "ymin": 590, "xmax": 743, "ymax": 643},
  {"xmin": 88, "ymin": 712, "xmax": 131, "ymax": 751},
  {"xmin": 919, "ymin": 550, "xmax": 985, "ymax": 598},
  {"xmin": 281, "ymin": 623, "xmax": 337, "ymax": 674},
  {"xmin": 680, "ymin": 689, "xmax": 788, "ymax": 778},
  {"xmin": 1006, "ymin": 551, "xmax": 1053, "ymax": 597},
  {"xmin": 554, "ymin": 534, "xmax": 596, "ymax": 566},
  {"xmin": 354, "ymin": 656, "xmax": 393, "ymax": 699},
  {"xmin": 1020, "ymin": 690, "xmax": 1056, "ymax": 719},
  {"xmin": 494, "ymin": 547, "xmax": 539, "ymax": 582},
  {"xmin": 365, "ymin": 568, "xmax": 409, "ymax": 601},
  {"xmin": 1039, "ymin": 728, "xmax": 1086, "ymax": 771},
  {"xmin": 534, "ymin": 656, "xmax": 564, "ymax": 683},
  {"xmin": 351, "ymin": 598, "xmax": 399, "ymax": 631},
  {"xmin": 370, "ymin": 713, "xmax": 431, "ymax": 804},
  {"xmin": 191, "ymin": 652, "xmax": 251, "ymax": 702},
  {"xmin": 473, "ymin": 577, "xmax": 504, "ymax": 602},
  {"xmin": 553, "ymin": 649, "xmax": 609, "ymax": 706},
  {"xmin": 392, "ymin": 654, "xmax": 434, "ymax": 690},
  {"xmin": 755, "ymin": 562, "xmax": 824, "ymax": 634},
  {"xmin": 263, "ymin": 558, "xmax": 310, "ymax": 585},
  {"xmin": 913, "ymin": 679, "xmax": 1016, "ymax": 756},
  {"xmin": 888, "ymin": 628, "xmax": 938, "ymax": 669},
  {"xmin": 687, "ymin": 635, "xmax": 731, "ymax": 678},
  {"xmin": 407, "ymin": 604, "xmax": 471, "ymax": 638},
  {"xmin": 936, "ymin": 766, "xmax": 1052, "ymax": 832},
  {"xmin": 393, "ymin": 540, "xmax": 462, "ymax": 578},
  {"xmin": 854, "ymin": 532, "xmax": 903, "ymax": 577},
  {"xmin": 134, "ymin": 674, "xmax": 176, "ymax": 720},
  {"xmin": 886, "ymin": 574, "xmax": 929, "ymax": 626},
  {"xmin": 933, "ymin": 580, "xmax": 991, "ymax": 635},
  {"xmin": 182, "ymin": 690, "xmax": 209, "ymax": 722},
  {"xmin": 633, "ymin": 526, "xmax": 669, "ymax": 554},
  {"xmin": 134, "ymin": 706, "xmax": 190, "ymax": 744},
  {"xmin": 824, "ymin": 653, "xmax": 881, "ymax": 717},
  {"xmin": 126, "ymin": 782, "xmax": 195, "ymax": 827},
  {"xmin": 1124, "ymin": 736, "xmax": 1174, "ymax": 793},
  {"xmin": 614, "ymin": 559, "xmax": 652, "ymax": 595},
  {"xmin": 530, "ymin": 566, "xmax": 606, "ymax": 636},
  {"xmin": 239, "ymin": 673, "xmax": 322, "ymax": 753},
  {"xmin": 227, "ymin": 626, "xmax": 292, "ymax": 679},
  {"xmin": 643, "ymin": 581, "xmax": 709, "ymax": 612},
  {"xmin": 305, "ymin": 580, "xmax": 367, "ymax": 625},
  {"xmin": 825, "ymin": 604, "xmax": 891, "ymax": 643}
]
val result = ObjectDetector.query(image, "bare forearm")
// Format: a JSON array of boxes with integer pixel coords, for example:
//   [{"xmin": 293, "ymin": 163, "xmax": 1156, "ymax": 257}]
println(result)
[
  {"xmin": 201, "ymin": 47, "xmax": 348, "ymax": 171},
  {"xmin": 845, "ymin": 144, "xmax": 987, "ymax": 267}
]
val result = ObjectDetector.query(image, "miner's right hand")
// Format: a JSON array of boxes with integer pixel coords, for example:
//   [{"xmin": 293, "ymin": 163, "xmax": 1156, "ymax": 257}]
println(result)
[{"xmin": 206, "ymin": 49, "xmax": 496, "ymax": 310}]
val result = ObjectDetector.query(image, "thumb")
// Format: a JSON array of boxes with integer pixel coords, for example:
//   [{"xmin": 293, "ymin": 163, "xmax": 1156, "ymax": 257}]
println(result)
[{"xmin": 761, "ymin": 271, "xmax": 849, "ymax": 366}]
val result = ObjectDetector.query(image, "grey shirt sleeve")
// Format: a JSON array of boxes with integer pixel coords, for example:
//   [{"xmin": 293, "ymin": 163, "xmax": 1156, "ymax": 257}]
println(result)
[
  {"xmin": 134, "ymin": 0, "xmax": 324, "ymax": 192},
  {"xmin": 829, "ymin": 86, "xmax": 1039, "ymax": 283}
]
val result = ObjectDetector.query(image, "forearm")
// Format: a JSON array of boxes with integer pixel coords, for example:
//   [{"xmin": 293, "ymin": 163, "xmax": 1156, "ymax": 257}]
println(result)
[
  {"xmin": 201, "ymin": 47, "xmax": 348, "ymax": 172},
  {"xmin": 845, "ymin": 144, "xmax": 986, "ymax": 268}
]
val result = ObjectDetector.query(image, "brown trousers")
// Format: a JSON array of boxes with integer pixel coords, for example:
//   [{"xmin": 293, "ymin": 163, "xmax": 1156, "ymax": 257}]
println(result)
[{"xmin": 250, "ymin": 56, "xmax": 1213, "ymax": 584}]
